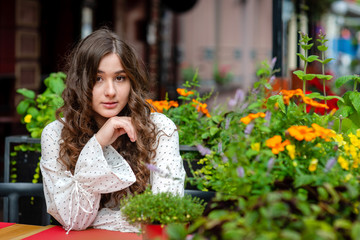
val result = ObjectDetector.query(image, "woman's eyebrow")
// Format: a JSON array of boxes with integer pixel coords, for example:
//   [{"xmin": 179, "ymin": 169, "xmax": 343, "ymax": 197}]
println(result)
[{"xmin": 97, "ymin": 69, "xmax": 126, "ymax": 74}]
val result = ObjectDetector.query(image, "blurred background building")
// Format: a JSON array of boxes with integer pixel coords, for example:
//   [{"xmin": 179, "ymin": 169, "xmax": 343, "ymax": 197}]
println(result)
[{"xmin": 1, "ymin": 0, "xmax": 360, "ymax": 161}]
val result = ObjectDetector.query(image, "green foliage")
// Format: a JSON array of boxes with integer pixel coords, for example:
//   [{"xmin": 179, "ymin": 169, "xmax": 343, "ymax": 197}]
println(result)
[
  {"xmin": 164, "ymin": 71, "xmax": 212, "ymax": 146},
  {"xmin": 16, "ymin": 72, "xmax": 66, "ymax": 138},
  {"xmin": 213, "ymin": 63, "xmax": 233, "ymax": 85},
  {"xmin": 186, "ymin": 182, "xmax": 360, "ymax": 240},
  {"xmin": 14, "ymin": 72, "xmax": 66, "ymax": 184},
  {"xmin": 160, "ymin": 30, "xmax": 360, "ymax": 239},
  {"xmin": 181, "ymin": 65, "xmax": 201, "ymax": 84},
  {"xmin": 254, "ymin": 58, "xmax": 279, "ymax": 99},
  {"xmin": 334, "ymin": 75, "xmax": 360, "ymax": 133},
  {"xmin": 120, "ymin": 188, "xmax": 206, "ymax": 226}
]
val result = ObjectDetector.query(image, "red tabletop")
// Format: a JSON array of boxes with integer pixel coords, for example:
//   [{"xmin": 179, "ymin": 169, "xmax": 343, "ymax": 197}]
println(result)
[{"xmin": 0, "ymin": 223, "xmax": 142, "ymax": 239}]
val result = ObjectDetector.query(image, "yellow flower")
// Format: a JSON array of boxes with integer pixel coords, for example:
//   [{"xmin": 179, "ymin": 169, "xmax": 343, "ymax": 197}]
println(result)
[
  {"xmin": 293, "ymin": 161, "xmax": 298, "ymax": 167},
  {"xmin": 356, "ymin": 129, "xmax": 360, "ymax": 138},
  {"xmin": 345, "ymin": 173, "xmax": 353, "ymax": 182},
  {"xmin": 333, "ymin": 134, "xmax": 345, "ymax": 147},
  {"xmin": 338, "ymin": 156, "xmax": 349, "ymax": 170},
  {"xmin": 348, "ymin": 133, "xmax": 360, "ymax": 147},
  {"xmin": 308, "ymin": 158, "xmax": 318, "ymax": 172},
  {"xmin": 286, "ymin": 144, "xmax": 296, "ymax": 160},
  {"xmin": 352, "ymin": 157, "xmax": 359, "ymax": 169},
  {"xmin": 24, "ymin": 114, "xmax": 32, "ymax": 123},
  {"xmin": 350, "ymin": 145, "xmax": 357, "ymax": 158},
  {"xmin": 251, "ymin": 142, "xmax": 260, "ymax": 152},
  {"xmin": 353, "ymin": 202, "xmax": 359, "ymax": 214}
]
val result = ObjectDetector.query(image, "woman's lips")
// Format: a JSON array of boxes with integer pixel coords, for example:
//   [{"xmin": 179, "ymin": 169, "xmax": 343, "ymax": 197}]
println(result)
[{"xmin": 102, "ymin": 102, "xmax": 118, "ymax": 109}]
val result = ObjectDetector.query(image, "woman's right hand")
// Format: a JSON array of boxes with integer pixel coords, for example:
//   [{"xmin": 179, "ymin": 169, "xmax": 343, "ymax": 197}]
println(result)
[{"xmin": 95, "ymin": 116, "xmax": 137, "ymax": 148}]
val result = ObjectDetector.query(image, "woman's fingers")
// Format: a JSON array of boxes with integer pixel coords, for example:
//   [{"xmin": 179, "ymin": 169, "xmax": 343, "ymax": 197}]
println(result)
[
  {"xmin": 113, "ymin": 118, "xmax": 136, "ymax": 142},
  {"xmin": 96, "ymin": 116, "xmax": 137, "ymax": 147}
]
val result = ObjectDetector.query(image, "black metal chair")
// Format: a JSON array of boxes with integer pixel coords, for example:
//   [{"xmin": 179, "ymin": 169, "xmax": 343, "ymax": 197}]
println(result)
[
  {"xmin": 0, "ymin": 182, "xmax": 50, "ymax": 225},
  {"xmin": 3, "ymin": 136, "xmax": 50, "ymax": 225},
  {"xmin": 184, "ymin": 189, "xmax": 216, "ymax": 203}
]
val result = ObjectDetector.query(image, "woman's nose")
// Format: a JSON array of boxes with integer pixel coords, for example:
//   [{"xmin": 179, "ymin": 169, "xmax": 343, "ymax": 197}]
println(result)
[{"xmin": 104, "ymin": 80, "xmax": 116, "ymax": 97}]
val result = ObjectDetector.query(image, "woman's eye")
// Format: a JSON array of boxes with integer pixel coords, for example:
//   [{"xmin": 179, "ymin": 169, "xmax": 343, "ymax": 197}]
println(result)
[
  {"xmin": 96, "ymin": 76, "xmax": 102, "ymax": 82},
  {"xmin": 116, "ymin": 76, "xmax": 126, "ymax": 81}
]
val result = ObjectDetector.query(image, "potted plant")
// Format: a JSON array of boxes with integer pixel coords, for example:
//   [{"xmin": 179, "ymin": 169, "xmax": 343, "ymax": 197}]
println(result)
[{"xmin": 120, "ymin": 188, "xmax": 206, "ymax": 240}]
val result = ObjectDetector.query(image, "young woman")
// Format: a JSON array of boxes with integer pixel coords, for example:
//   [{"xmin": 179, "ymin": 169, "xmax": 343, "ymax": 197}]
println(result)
[{"xmin": 40, "ymin": 28, "xmax": 185, "ymax": 233}]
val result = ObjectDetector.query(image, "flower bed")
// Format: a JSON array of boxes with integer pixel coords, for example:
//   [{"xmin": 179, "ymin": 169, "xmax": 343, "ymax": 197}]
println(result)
[{"xmin": 150, "ymin": 32, "xmax": 360, "ymax": 239}]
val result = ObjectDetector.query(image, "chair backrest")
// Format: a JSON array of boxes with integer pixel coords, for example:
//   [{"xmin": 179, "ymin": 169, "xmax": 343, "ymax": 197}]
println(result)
[
  {"xmin": 0, "ymin": 182, "xmax": 50, "ymax": 225},
  {"xmin": 3, "ymin": 136, "xmax": 49, "ymax": 225},
  {"xmin": 4, "ymin": 136, "xmax": 40, "ymax": 182},
  {"xmin": 184, "ymin": 189, "xmax": 215, "ymax": 203}
]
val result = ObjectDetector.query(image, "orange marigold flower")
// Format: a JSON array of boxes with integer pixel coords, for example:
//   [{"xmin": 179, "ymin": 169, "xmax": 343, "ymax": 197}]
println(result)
[
  {"xmin": 240, "ymin": 116, "xmax": 252, "ymax": 124},
  {"xmin": 287, "ymin": 125, "xmax": 316, "ymax": 142},
  {"xmin": 265, "ymin": 135, "xmax": 290, "ymax": 154},
  {"xmin": 303, "ymin": 97, "xmax": 329, "ymax": 109},
  {"xmin": 258, "ymin": 112, "xmax": 266, "ymax": 118},
  {"xmin": 146, "ymin": 99, "xmax": 178, "ymax": 113},
  {"xmin": 280, "ymin": 89, "xmax": 304, "ymax": 105},
  {"xmin": 311, "ymin": 123, "xmax": 336, "ymax": 141},
  {"xmin": 177, "ymin": 88, "xmax": 194, "ymax": 97},
  {"xmin": 191, "ymin": 99, "xmax": 211, "ymax": 117},
  {"xmin": 240, "ymin": 112, "xmax": 266, "ymax": 125}
]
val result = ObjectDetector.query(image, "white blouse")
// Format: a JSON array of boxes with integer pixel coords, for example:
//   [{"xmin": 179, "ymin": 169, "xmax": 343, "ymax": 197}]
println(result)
[{"xmin": 40, "ymin": 112, "xmax": 186, "ymax": 233}]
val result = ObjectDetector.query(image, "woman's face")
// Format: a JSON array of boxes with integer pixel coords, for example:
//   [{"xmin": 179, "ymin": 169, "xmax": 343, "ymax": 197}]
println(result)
[{"xmin": 92, "ymin": 53, "xmax": 131, "ymax": 125}]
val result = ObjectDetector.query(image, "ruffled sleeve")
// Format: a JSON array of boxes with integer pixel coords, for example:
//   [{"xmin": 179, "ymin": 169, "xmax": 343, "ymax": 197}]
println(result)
[{"xmin": 150, "ymin": 113, "xmax": 186, "ymax": 196}]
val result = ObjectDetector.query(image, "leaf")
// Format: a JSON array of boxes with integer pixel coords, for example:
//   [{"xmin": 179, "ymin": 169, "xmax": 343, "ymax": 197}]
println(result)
[
  {"xmin": 27, "ymin": 107, "xmax": 39, "ymax": 118},
  {"xmin": 210, "ymin": 127, "xmax": 219, "ymax": 136},
  {"xmin": 349, "ymin": 112, "xmax": 360, "ymax": 129},
  {"xmin": 335, "ymin": 75, "xmax": 354, "ymax": 88},
  {"xmin": 306, "ymin": 92, "xmax": 321, "ymax": 98},
  {"xmin": 211, "ymin": 115, "xmax": 223, "ymax": 124},
  {"xmin": 323, "ymin": 95, "xmax": 344, "ymax": 102},
  {"xmin": 317, "ymin": 45, "xmax": 328, "ymax": 52},
  {"xmin": 296, "ymin": 53, "xmax": 306, "ymax": 62},
  {"xmin": 303, "ymin": 74, "xmax": 316, "ymax": 81},
  {"xmin": 16, "ymin": 88, "xmax": 35, "ymax": 99},
  {"xmin": 334, "ymin": 219, "xmax": 352, "ymax": 230},
  {"xmin": 264, "ymin": 82, "xmax": 272, "ymax": 90},
  {"xmin": 351, "ymin": 222, "xmax": 360, "ymax": 240},
  {"xmin": 335, "ymin": 106, "xmax": 354, "ymax": 118},
  {"xmin": 349, "ymin": 91, "xmax": 360, "ymax": 114},
  {"xmin": 323, "ymin": 58, "xmax": 335, "ymax": 64},
  {"xmin": 315, "ymin": 74, "xmax": 333, "ymax": 81},
  {"xmin": 293, "ymin": 70, "xmax": 305, "ymax": 80},
  {"xmin": 16, "ymin": 100, "xmax": 30, "ymax": 115},
  {"xmin": 256, "ymin": 68, "xmax": 266, "ymax": 76},
  {"xmin": 49, "ymin": 77, "xmax": 66, "ymax": 95},
  {"xmin": 277, "ymin": 99, "xmax": 286, "ymax": 113},
  {"xmin": 306, "ymin": 55, "xmax": 319, "ymax": 62},
  {"xmin": 340, "ymin": 118, "xmax": 357, "ymax": 134},
  {"xmin": 280, "ymin": 230, "xmax": 301, "ymax": 240},
  {"xmin": 309, "ymin": 94, "xmax": 344, "ymax": 102}
]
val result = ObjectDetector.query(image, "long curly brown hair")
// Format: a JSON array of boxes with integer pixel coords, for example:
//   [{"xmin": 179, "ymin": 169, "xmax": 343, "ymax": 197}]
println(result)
[{"xmin": 56, "ymin": 28, "xmax": 158, "ymax": 208}]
